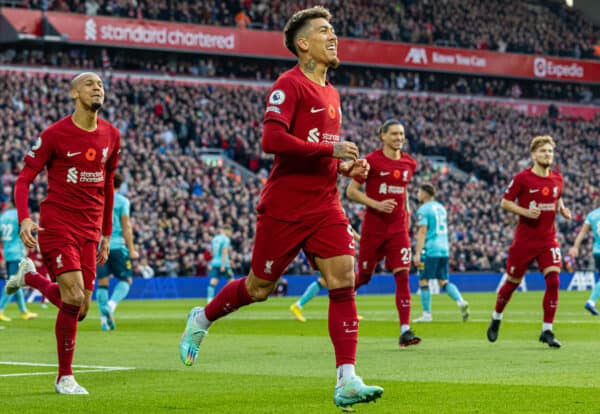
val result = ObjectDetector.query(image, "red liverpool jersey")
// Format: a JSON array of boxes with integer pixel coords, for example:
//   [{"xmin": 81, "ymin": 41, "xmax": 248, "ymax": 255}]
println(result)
[
  {"xmin": 503, "ymin": 168, "xmax": 563, "ymax": 248},
  {"xmin": 257, "ymin": 66, "xmax": 344, "ymax": 221},
  {"xmin": 23, "ymin": 116, "xmax": 120, "ymax": 241},
  {"xmin": 354, "ymin": 149, "xmax": 417, "ymax": 234}
]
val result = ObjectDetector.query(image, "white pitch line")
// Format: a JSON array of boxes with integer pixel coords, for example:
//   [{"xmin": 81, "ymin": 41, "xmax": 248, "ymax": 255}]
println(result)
[{"xmin": 0, "ymin": 361, "xmax": 135, "ymax": 378}]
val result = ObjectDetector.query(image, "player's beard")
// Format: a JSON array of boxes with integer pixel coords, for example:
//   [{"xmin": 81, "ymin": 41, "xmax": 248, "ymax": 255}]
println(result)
[
  {"xmin": 328, "ymin": 56, "xmax": 340, "ymax": 69},
  {"xmin": 90, "ymin": 102, "xmax": 103, "ymax": 112},
  {"xmin": 537, "ymin": 160, "xmax": 551, "ymax": 169}
]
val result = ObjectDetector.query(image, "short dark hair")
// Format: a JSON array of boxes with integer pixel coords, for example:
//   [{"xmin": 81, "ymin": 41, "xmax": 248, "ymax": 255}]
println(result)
[
  {"xmin": 114, "ymin": 172, "xmax": 124, "ymax": 188},
  {"xmin": 283, "ymin": 6, "xmax": 332, "ymax": 56},
  {"xmin": 378, "ymin": 119, "xmax": 403, "ymax": 136},
  {"xmin": 420, "ymin": 183, "xmax": 435, "ymax": 197}
]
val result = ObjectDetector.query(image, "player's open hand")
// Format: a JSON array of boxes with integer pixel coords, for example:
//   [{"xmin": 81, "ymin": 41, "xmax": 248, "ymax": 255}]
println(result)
[
  {"xmin": 374, "ymin": 199, "xmax": 398, "ymax": 214},
  {"xmin": 559, "ymin": 206, "xmax": 572, "ymax": 221},
  {"xmin": 332, "ymin": 141, "xmax": 359, "ymax": 160},
  {"xmin": 97, "ymin": 236, "xmax": 110, "ymax": 265},
  {"xmin": 19, "ymin": 218, "xmax": 44, "ymax": 248},
  {"xmin": 525, "ymin": 206, "xmax": 541, "ymax": 219}
]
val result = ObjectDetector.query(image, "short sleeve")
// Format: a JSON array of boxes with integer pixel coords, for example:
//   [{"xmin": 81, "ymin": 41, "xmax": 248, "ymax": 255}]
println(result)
[
  {"xmin": 106, "ymin": 130, "xmax": 121, "ymax": 172},
  {"xmin": 417, "ymin": 207, "xmax": 427, "ymax": 227},
  {"xmin": 24, "ymin": 133, "xmax": 53, "ymax": 173},
  {"xmin": 121, "ymin": 197, "xmax": 130, "ymax": 217},
  {"xmin": 503, "ymin": 175, "xmax": 522, "ymax": 202},
  {"xmin": 264, "ymin": 76, "xmax": 298, "ymax": 130}
]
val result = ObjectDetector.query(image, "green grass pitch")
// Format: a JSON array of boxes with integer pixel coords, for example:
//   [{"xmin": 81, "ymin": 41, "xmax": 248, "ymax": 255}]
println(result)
[{"xmin": 1, "ymin": 290, "xmax": 599, "ymax": 413}]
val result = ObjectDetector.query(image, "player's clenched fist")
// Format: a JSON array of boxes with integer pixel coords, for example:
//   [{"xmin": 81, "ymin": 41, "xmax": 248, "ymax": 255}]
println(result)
[
  {"xmin": 374, "ymin": 199, "xmax": 398, "ymax": 214},
  {"xmin": 332, "ymin": 141, "xmax": 359, "ymax": 160},
  {"xmin": 525, "ymin": 206, "xmax": 541, "ymax": 219}
]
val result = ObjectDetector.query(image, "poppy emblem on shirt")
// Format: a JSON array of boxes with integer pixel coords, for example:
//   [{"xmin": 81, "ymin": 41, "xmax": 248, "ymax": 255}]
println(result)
[
  {"xmin": 86, "ymin": 148, "xmax": 97, "ymax": 161},
  {"xmin": 393, "ymin": 170, "xmax": 401, "ymax": 179},
  {"xmin": 328, "ymin": 104, "xmax": 336, "ymax": 119},
  {"xmin": 542, "ymin": 186, "xmax": 550, "ymax": 196}
]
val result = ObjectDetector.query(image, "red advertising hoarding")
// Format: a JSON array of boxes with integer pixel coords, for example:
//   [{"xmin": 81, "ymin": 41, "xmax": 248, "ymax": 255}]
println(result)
[{"xmin": 2, "ymin": 8, "xmax": 600, "ymax": 84}]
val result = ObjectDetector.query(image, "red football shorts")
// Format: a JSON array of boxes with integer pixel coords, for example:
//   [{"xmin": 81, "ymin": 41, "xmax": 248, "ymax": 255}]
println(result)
[
  {"xmin": 38, "ymin": 229, "xmax": 98, "ymax": 291},
  {"xmin": 357, "ymin": 231, "xmax": 411, "ymax": 274},
  {"xmin": 506, "ymin": 243, "xmax": 562, "ymax": 279},
  {"xmin": 251, "ymin": 212, "xmax": 355, "ymax": 281}
]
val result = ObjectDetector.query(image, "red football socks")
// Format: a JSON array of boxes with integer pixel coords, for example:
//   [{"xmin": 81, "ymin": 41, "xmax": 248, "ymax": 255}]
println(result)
[
  {"xmin": 204, "ymin": 277, "xmax": 253, "ymax": 322},
  {"xmin": 543, "ymin": 272, "xmax": 560, "ymax": 323},
  {"xmin": 25, "ymin": 272, "xmax": 62, "ymax": 307},
  {"xmin": 495, "ymin": 280, "xmax": 520, "ymax": 313},
  {"xmin": 56, "ymin": 302, "xmax": 80, "ymax": 380},
  {"xmin": 394, "ymin": 270, "xmax": 411, "ymax": 325},
  {"xmin": 328, "ymin": 287, "xmax": 358, "ymax": 366}
]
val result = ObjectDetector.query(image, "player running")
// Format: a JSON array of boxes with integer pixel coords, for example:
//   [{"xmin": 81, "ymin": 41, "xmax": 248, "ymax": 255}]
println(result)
[
  {"xmin": 346, "ymin": 119, "xmax": 420, "ymax": 347},
  {"xmin": 7, "ymin": 72, "xmax": 120, "ymax": 393},
  {"xmin": 569, "ymin": 205, "xmax": 600, "ymax": 315},
  {"xmin": 487, "ymin": 135, "xmax": 570, "ymax": 348},
  {"xmin": 412, "ymin": 183, "xmax": 469, "ymax": 323},
  {"xmin": 96, "ymin": 172, "xmax": 139, "ymax": 331},
  {"xmin": 179, "ymin": 7, "xmax": 383, "ymax": 410}
]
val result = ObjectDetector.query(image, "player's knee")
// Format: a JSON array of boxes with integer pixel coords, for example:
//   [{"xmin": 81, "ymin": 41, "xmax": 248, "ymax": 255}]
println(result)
[
  {"xmin": 506, "ymin": 275, "xmax": 522, "ymax": 284},
  {"xmin": 62, "ymin": 287, "xmax": 85, "ymax": 305},
  {"xmin": 246, "ymin": 281, "xmax": 275, "ymax": 302},
  {"xmin": 439, "ymin": 281, "xmax": 448, "ymax": 291},
  {"xmin": 78, "ymin": 312, "xmax": 87, "ymax": 322},
  {"xmin": 419, "ymin": 281, "xmax": 429, "ymax": 289}
]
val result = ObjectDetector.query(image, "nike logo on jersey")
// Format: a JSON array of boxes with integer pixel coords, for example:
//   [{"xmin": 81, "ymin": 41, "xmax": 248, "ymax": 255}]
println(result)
[
  {"xmin": 529, "ymin": 189, "xmax": 540, "ymax": 193},
  {"xmin": 310, "ymin": 107, "xmax": 326, "ymax": 113},
  {"xmin": 66, "ymin": 151, "xmax": 82, "ymax": 157},
  {"xmin": 380, "ymin": 172, "xmax": 390, "ymax": 176}
]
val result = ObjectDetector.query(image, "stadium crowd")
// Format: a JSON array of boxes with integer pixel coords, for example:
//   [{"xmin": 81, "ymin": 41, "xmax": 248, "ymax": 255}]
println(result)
[
  {"xmin": 18, "ymin": 0, "xmax": 600, "ymax": 59},
  {"xmin": 1, "ymin": 72, "xmax": 598, "ymax": 277},
  {"xmin": 1, "ymin": 48, "xmax": 598, "ymax": 104}
]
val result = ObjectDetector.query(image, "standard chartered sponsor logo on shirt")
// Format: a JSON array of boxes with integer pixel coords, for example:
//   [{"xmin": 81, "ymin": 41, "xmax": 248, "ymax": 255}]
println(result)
[
  {"xmin": 378, "ymin": 183, "xmax": 404, "ymax": 195},
  {"xmin": 66, "ymin": 167, "xmax": 104, "ymax": 184}
]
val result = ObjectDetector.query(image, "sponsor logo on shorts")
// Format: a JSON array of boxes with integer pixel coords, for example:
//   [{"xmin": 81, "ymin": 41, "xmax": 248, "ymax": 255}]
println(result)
[{"xmin": 56, "ymin": 254, "xmax": 63, "ymax": 269}]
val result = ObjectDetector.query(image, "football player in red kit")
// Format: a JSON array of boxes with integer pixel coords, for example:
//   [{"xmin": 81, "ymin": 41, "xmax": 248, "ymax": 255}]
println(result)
[
  {"xmin": 347, "ymin": 119, "xmax": 420, "ymax": 347},
  {"xmin": 178, "ymin": 6, "xmax": 383, "ymax": 410},
  {"xmin": 7, "ymin": 72, "xmax": 120, "ymax": 393},
  {"xmin": 487, "ymin": 135, "xmax": 571, "ymax": 347}
]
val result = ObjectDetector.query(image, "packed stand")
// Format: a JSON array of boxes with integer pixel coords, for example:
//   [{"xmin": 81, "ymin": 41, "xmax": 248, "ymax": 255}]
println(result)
[
  {"xmin": 1, "ymin": 47, "xmax": 598, "ymax": 104},
  {"xmin": 1, "ymin": 72, "xmax": 598, "ymax": 277},
  {"xmin": 18, "ymin": 0, "xmax": 600, "ymax": 59}
]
